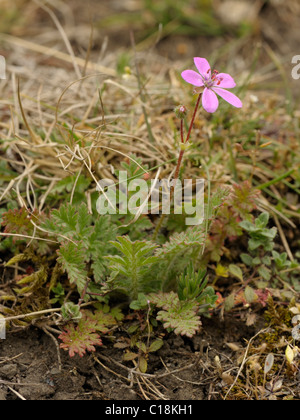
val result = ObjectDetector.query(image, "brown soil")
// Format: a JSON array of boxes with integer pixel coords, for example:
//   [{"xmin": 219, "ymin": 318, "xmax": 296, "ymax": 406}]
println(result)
[
  {"xmin": 0, "ymin": 315, "xmax": 259, "ymax": 400},
  {"xmin": 0, "ymin": 0, "xmax": 299, "ymax": 401}
]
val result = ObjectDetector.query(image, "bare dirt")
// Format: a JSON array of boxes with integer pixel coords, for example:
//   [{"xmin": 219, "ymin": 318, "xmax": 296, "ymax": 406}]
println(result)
[
  {"xmin": 0, "ymin": 314, "xmax": 259, "ymax": 400},
  {"xmin": 0, "ymin": 0, "xmax": 299, "ymax": 401}
]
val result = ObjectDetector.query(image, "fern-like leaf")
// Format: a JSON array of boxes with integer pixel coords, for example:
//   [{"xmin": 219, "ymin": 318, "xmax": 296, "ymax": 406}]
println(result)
[
  {"xmin": 88, "ymin": 215, "xmax": 118, "ymax": 282},
  {"xmin": 57, "ymin": 242, "xmax": 88, "ymax": 293},
  {"xmin": 44, "ymin": 203, "xmax": 118, "ymax": 284},
  {"xmin": 106, "ymin": 236, "xmax": 158, "ymax": 300},
  {"xmin": 149, "ymin": 292, "xmax": 202, "ymax": 338},
  {"xmin": 157, "ymin": 225, "xmax": 206, "ymax": 258},
  {"xmin": 42, "ymin": 203, "xmax": 92, "ymax": 242},
  {"xmin": 46, "ymin": 204, "xmax": 77, "ymax": 235},
  {"xmin": 154, "ymin": 224, "xmax": 207, "ymax": 288}
]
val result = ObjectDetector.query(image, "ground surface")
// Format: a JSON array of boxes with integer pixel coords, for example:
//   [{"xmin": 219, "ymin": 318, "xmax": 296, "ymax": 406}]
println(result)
[
  {"xmin": 0, "ymin": 314, "xmax": 259, "ymax": 400},
  {"xmin": 0, "ymin": 0, "xmax": 299, "ymax": 400}
]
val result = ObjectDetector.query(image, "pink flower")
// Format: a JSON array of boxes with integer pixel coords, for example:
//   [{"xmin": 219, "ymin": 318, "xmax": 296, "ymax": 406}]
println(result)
[{"xmin": 181, "ymin": 57, "xmax": 242, "ymax": 113}]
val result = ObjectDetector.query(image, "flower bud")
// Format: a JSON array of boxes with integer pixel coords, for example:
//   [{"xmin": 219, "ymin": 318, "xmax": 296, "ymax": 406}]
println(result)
[{"xmin": 174, "ymin": 105, "xmax": 188, "ymax": 119}]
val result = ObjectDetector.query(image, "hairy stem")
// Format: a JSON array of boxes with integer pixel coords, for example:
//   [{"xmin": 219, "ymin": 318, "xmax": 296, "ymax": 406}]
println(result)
[{"xmin": 152, "ymin": 94, "xmax": 202, "ymax": 240}]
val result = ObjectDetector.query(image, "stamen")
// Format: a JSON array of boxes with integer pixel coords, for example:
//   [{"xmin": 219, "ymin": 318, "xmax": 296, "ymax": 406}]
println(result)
[{"xmin": 211, "ymin": 69, "xmax": 219, "ymax": 80}]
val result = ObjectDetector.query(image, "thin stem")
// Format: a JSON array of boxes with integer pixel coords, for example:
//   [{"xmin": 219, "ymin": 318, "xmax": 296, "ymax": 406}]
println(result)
[
  {"xmin": 173, "ymin": 149, "xmax": 185, "ymax": 185},
  {"xmin": 185, "ymin": 93, "xmax": 202, "ymax": 144},
  {"xmin": 171, "ymin": 93, "xmax": 202, "ymax": 190},
  {"xmin": 78, "ymin": 278, "xmax": 91, "ymax": 307},
  {"xmin": 152, "ymin": 94, "xmax": 202, "ymax": 240}
]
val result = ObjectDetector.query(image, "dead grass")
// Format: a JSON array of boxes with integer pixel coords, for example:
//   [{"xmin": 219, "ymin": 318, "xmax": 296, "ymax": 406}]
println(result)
[{"xmin": 0, "ymin": 0, "xmax": 299, "ymax": 401}]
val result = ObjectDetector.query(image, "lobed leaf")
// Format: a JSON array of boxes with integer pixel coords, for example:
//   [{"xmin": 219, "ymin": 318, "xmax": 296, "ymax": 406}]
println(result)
[
  {"xmin": 149, "ymin": 291, "xmax": 202, "ymax": 338},
  {"xmin": 58, "ymin": 306, "xmax": 121, "ymax": 357},
  {"xmin": 57, "ymin": 242, "xmax": 88, "ymax": 293}
]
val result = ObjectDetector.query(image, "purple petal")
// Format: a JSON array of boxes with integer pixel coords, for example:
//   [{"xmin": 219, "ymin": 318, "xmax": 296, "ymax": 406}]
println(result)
[
  {"xmin": 202, "ymin": 88, "xmax": 219, "ymax": 113},
  {"xmin": 214, "ymin": 73, "xmax": 236, "ymax": 88},
  {"xmin": 181, "ymin": 70, "xmax": 204, "ymax": 87},
  {"xmin": 213, "ymin": 87, "xmax": 243, "ymax": 108},
  {"xmin": 194, "ymin": 57, "xmax": 211, "ymax": 78}
]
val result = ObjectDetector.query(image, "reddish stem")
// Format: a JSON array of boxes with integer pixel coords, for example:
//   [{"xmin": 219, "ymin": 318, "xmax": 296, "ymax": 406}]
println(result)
[
  {"xmin": 180, "ymin": 119, "xmax": 184, "ymax": 143},
  {"xmin": 173, "ymin": 93, "xmax": 202, "ymax": 182},
  {"xmin": 185, "ymin": 93, "xmax": 202, "ymax": 144},
  {"xmin": 152, "ymin": 93, "xmax": 202, "ymax": 240},
  {"xmin": 173, "ymin": 149, "xmax": 185, "ymax": 183}
]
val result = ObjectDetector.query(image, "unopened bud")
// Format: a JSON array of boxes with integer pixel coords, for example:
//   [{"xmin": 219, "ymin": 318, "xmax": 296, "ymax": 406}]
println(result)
[{"xmin": 174, "ymin": 105, "xmax": 188, "ymax": 119}]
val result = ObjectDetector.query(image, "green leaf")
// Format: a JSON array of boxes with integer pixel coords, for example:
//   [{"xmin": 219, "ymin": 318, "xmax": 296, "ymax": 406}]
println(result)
[
  {"xmin": 239, "ymin": 212, "xmax": 277, "ymax": 252},
  {"xmin": 42, "ymin": 203, "xmax": 94, "ymax": 243},
  {"xmin": 148, "ymin": 339, "xmax": 164, "ymax": 353},
  {"xmin": 252, "ymin": 257, "xmax": 262, "ymax": 265},
  {"xmin": 123, "ymin": 351, "xmax": 138, "ymax": 361},
  {"xmin": 272, "ymin": 251, "xmax": 291, "ymax": 270},
  {"xmin": 256, "ymin": 212, "xmax": 269, "ymax": 227},
  {"xmin": 89, "ymin": 215, "xmax": 118, "ymax": 282},
  {"xmin": 149, "ymin": 292, "xmax": 202, "ymax": 338},
  {"xmin": 229, "ymin": 264, "xmax": 244, "ymax": 282},
  {"xmin": 138, "ymin": 356, "xmax": 148, "ymax": 373},
  {"xmin": 239, "ymin": 220, "xmax": 254, "ymax": 232},
  {"xmin": 178, "ymin": 263, "xmax": 208, "ymax": 301},
  {"xmin": 77, "ymin": 203, "xmax": 92, "ymax": 238},
  {"xmin": 262, "ymin": 255, "xmax": 271, "ymax": 266},
  {"xmin": 86, "ymin": 309, "xmax": 117, "ymax": 333},
  {"xmin": 224, "ymin": 293, "xmax": 235, "ymax": 311},
  {"xmin": 157, "ymin": 225, "xmax": 206, "ymax": 259},
  {"xmin": 136, "ymin": 341, "xmax": 147, "ymax": 353},
  {"xmin": 57, "ymin": 242, "xmax": 88, "ymax": 293},
  {"xmin": 51, "ymin": 204, "xmax": 77, "ymax": 233},
  {"xmin": 51, "ymin": 174, "xmax": 91, "ymax": 194},
  {"xmin": 109, "ymin": 307, "xmax": 125, "ymax": 321},
  {"xmin": 257, "ymin": 265, "xmax": 271, "ymax": 281},
  {"xmin": 130, "ymin": 293, "xmax": 149, "ymax": 310},
  {"xmin": 248, "ymin": 238, "xmax": 263, "ymax": 251},
  {"xmin": 240, "ymin": 253, "xmax": 253, "ymax": 266},
  {"xmin": 106, "ymin": 236, "xmax": 159, "ymax": 300},
  {"xmin": 61, "ymin": 302, "xmax": 82, "ymax": 321},
  {"xmin": 244, "ymin": 286, "xmax": 257, "ymax": 304}
]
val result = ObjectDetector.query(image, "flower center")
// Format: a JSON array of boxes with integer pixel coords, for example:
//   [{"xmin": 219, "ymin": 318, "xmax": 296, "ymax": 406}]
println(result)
[{"xmin": 204, "ymin": 69, "xmax": 223, "ymax": 88}]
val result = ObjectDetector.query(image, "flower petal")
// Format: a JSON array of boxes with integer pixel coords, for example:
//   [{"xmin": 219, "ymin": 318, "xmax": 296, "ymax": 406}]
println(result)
[
  {"xmin": 202, "ymin": 88, "xmax": 219, "ymax": 113},
  {"xmin": 194, "ymin": 57, "xmax": 211, "ymax": 78},
  {"xmin": 214, "ymin": 73, "xmax": 236, "ymax": 88},
  {"xmin": 213, "ymin": 87, "xmax": 243, "ymax": 108},
  {"xmin": 181, "ymin": 70, "xmax": 204, "ymax": 87}
]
